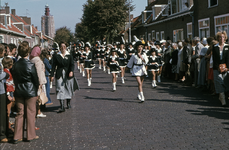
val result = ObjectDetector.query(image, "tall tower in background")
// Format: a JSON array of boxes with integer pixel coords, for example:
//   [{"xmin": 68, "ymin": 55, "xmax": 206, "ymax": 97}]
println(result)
[{"xmin": 41, "ymin": 4, "xmax": 55, "ymax": 38}]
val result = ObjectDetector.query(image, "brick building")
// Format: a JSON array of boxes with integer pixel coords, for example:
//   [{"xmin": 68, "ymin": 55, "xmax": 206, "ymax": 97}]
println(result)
[
  {"xmin": 127, "ymin": 0, "xmax": 229, "ymax": 43},
  {"xmin": 0, "ymin": 4, "xmax": 54, "ymax": 48}
]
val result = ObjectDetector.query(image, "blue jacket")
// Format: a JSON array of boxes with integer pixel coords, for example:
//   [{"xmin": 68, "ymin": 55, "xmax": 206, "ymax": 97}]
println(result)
[
  {"xmin": 43, "ymin": 58, "xmax": 52, "ymax": 76},
  {"xmin": 0, "ymin": 62, "xmax": 9, "ymax": 95}
]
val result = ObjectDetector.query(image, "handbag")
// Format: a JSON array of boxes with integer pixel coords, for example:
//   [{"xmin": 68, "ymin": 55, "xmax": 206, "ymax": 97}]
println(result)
[
  {"xmin": 38, "ymin": 86, "xmax": 48, "ymax": 105},
  {"xmin": 219, "ymin": 63, "xmax": 227, "ymax": 73}
]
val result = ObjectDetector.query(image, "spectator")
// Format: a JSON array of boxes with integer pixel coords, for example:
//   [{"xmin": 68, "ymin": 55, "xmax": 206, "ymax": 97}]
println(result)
[
  {"xmin": 197, "ymin": 38, "xmax": 209, "ymax": 88},
  {"xmin": 171, "ymin": 43, "xmax": 179, "ymax": 80},
  {"xmin": 40, "ymin": 49, "xmax": 52, "ymax": 105},
  {"xmin": 7, "ymin": 43, "xmax": 17, "ymax": 63},
  {"xmin": 11, "ymin": 41, "xmax": 39, "ymax": 144},
  {"xmin": 2, "ymin": 57, "xmax": 15, "ymax": 132},
  {"xmin": 177, "ymin": 42, "xmax": 186, "ymax": 82},
  {"xmin": 192, "ymin": 37, "xmax": 204, "ymax": 87},
  {"xmin": 212, "ymin": 31, "xmax": 229, "ymax": 106},
  {"xmin": 0, "ymin": 44, "xmax": 10, "ymax": 143},
  {"xmin": 30, "ymin": 46, "xmax": 47, "ymax": 118}
]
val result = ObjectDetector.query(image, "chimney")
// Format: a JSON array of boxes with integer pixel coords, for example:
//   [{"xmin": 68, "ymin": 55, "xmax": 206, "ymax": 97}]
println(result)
[
  {"xmin": 5, "ymin": 6, "xmax": 10, "ymax": 14},
  {"xmin": 11, "ymin": 9, "xmax": 16, "ymax": 16}
]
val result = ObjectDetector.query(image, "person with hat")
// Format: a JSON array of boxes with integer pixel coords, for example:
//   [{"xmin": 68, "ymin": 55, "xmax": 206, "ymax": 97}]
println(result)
[
  {"xmin": 148, "ymin": 48, "xmax": 159, "ymax": 88},
  {"xmin": 95, "ymin": 45, "xmax": 102, "ymax": 69},
  {"xmin": 127, "ymin": 38, "xmax": 149, "ymax": 102},
  {"xmin": 104, "ymin": 46, "xmax": 111, "ymax": 74},
  {"xmin": 117, "ymin": 42, "xmax": 127, "ymax": 84},
  {"xmin": 107, "ymin": 48, "xmax": 121, "ymax": 91},
  {"xmin": 83, "ymin": 42, "xmax": 95, "ymax": 86},
  {"xmin": 155, "ymin": 41, "xmax": 163, "ymax": 82},
  {"xmin": 127, "ymin": 42, "xmax": 135, "ymax": 61},
  {"xmin": 100, "ymin": 45, "xmax": 106, "ymax": 71},
  {"xmin": 197, "ymin": 38, "xmax": 209, "ymax": 87},
  {"xmin": 79, "ymin": 47, "xmax": 86, "ymax": 77}
]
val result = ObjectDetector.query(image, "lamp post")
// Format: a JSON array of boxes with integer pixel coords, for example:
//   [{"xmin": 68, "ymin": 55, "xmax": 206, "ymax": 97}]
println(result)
[{"xmin": 128, "ymin": 0, "xmax": 131, "ymax": 43}]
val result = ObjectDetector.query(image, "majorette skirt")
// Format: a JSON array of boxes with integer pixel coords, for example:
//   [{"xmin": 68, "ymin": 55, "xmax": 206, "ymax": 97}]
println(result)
[{"xmin": 84, "ymin": 60, "xmax": 95, "ymax": 70}]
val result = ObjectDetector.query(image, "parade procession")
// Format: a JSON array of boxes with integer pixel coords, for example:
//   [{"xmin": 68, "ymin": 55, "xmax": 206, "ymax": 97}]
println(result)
[{"xmin": 1, "ymin": 0, "xmax": 229, "ymax": 149}]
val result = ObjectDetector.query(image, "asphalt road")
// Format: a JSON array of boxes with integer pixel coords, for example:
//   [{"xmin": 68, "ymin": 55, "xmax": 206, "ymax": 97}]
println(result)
[{"xmin": 1, "ymin": 64, "xmax": 229, "ymax": 150}]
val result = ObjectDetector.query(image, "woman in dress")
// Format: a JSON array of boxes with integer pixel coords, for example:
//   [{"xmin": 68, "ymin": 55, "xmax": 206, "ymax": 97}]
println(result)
[
  {"xmin": 12, "ymin": 41, "xmax": 39, "ymax": 143},
  {"xmin": 107, "ymin": 48, "xmax": 120, "ymax": 91},
  {"xmin": 127, "ymin": 40, "xmax": 149, "ymax": 102},
  {"xmin": 50, "ymin": 41, "xmax": 75, "ymax": 112},
  {"xmin": 117, "ymin": 42, "xmax": 127, "ymax": 84},
  {"xmin": 171, "ymin": 43, "xmax": 179, "ymax": 80},
  {"xmin": 148, "ymin": 49, "xmax": 159, "ymax": 88},
  {"xmin": 212, "ymin": 31, "xmax": 229, "ymax": 106},
  {"xmin": 83, "ymin": 42, "xmax": 95, "ymax": 86}
]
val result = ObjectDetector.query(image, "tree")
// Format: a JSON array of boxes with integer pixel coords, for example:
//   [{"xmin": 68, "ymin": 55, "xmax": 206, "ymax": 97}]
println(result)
[
  {"xmin": 76, "ymin": 0, "xmax": 134, "ymax": 44},
  {"xmin": 54, "ymin": 27, "xmax": 72, "ymax": 46},
  {"xmin": 75, "ymin": 22, "xmax": 90, "ymax": 42}
]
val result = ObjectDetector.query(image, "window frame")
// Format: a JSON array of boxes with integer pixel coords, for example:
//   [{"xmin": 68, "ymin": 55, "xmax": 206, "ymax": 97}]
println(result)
[
  {"xmin": 156, "ymin": 32, "xmax": 160, "ymax": 41},
  {"xmin": 208, "ymin": 0, "xmax": 218, "ymax": 8},
  {"xmin": 161, "ymin": 31, "xmax": 165, "ymax": 40},
  {"xmin": 198, "ymin": 18, "xmax": 210, "ymax": 39},
  {"xmin": 187, "ymin": 22, "xmax": 192, "ymax": 39},
  {"xmin": 214, "ymin": 13, "xmax": 229, "ymax": 37}
]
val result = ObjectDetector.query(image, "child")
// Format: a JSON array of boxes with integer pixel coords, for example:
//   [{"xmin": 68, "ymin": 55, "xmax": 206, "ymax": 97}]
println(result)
[{"xmin": 2, "ymin": 57, "xmax": 15, "ymax": 132}]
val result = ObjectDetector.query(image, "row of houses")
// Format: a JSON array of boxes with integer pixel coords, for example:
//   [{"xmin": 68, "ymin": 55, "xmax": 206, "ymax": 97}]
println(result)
[
  {"xmin": 123, "ymin": 0, "xmax": 229, "ymax": 43},
  {"xmin": 0, "ymin": 4, "xmax": 54, "ymax": 48}
]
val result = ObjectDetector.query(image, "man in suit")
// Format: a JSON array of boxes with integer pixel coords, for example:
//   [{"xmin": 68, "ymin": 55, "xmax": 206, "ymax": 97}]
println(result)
[{"xmin": 192, "ymin": 37, "xmax": 204, "ymax": 87}]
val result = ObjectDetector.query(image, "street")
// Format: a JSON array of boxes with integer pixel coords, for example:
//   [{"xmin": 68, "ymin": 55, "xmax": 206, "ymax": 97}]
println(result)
[{"xmin": 1, "ymin": 64, "xmax": 229, "ymax": 150}]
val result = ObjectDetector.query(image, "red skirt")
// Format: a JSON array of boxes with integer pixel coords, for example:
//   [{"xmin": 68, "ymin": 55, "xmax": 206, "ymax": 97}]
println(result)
[{"xmin": 208, "ymin": 68, "xmax": 214, "ymax": 80}]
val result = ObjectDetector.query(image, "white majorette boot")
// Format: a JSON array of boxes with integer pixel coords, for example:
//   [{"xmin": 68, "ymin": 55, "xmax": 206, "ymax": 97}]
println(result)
[
  {"xmin": 99, "ymin": 65, "xmax": 101, "ymax": 69},
  {"xmin": 140, "ymin": 92, "xmax": 145, "ymax": 102},
  {"xmin": 80, "ymin": 67, "xmax": 82, "ymax": 73},
  {"xmin": 219, "ymin": 92, "xmax": 226, "ymax": 106},
  {"xmin": 137, "ymin": 92, "xmax": 141, "ymax": 100},
  {"xmin": 152, "ymin": 81, "xmax": 155, "ymax": 87},
  {"xmin": 82, "ymin": 71, "xmax": 85, "ymax": 77},
  {"xmin": 154, "ymin": 80, "xmax": 157, "ymax": 88},
  {"xmin": 121, "ymin": 77, "xmax": 125, "ymax": 84},
  {"xmin": 77, "ymin": 66, "xmax": 79, "ymax": 70},
  {"xmin": 113, "ymin": 82, "xmax": 116, "ymax": 91},
  {"xmin": 157, "ymin": 75, "xmax": 161, "ymax": 82},
  {"xmin": 103, "ymin": 67, "xmax": 106, "ymax": 72},
  {"xmin": 87, "ymin": 79, "xmax": 91, "ymax": 86},
  {"xmin": 108, "ymin": 69, "xmax": 110, "ymax": 74}
]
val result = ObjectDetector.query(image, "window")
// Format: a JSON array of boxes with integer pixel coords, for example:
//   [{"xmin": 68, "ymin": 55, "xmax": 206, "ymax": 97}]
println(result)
[
  {"xmin": 187, "ymin": 23, "xmax": 192, "ymax": 39},
  {"xmin": 0, "ymin": 35, "xmax": 4, "ymax": 43},
  {"xmin": 215, "ymin": 14, "xmax": 229, "ymax": 37},
  {"xmin": 198, "ymin": 18, "xmax": 210, "ymax": 39},
  {"xmin": 173, "ymin": 29, "xmax": 183, "ymax": 42},
  {"xmin": 152, "ymin": 30, "xmax": 155, "ymax": 40},
  {"xmin": 11, "ymin": 38, "xmax": 13, "ymax": 43},
  {"xmin": 208, "ymin": 0, "xmax": 218, "ymax": 7},
  {"xmin": 148, "ymin": 33, "xmax": 152, "ymax": 41},
  {"xmin": 161, "ymin": 31, "xmax": 165, "ymax": 40},
  {"xmin": 156, "ymin": 32, "xmax": 160, "ymax": 41}
]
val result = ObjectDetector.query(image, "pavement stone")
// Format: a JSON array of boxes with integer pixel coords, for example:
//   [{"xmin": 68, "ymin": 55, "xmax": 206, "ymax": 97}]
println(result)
[{"xmin": 1, "ymin": 63, "xmax": 229, "ymax": 150}]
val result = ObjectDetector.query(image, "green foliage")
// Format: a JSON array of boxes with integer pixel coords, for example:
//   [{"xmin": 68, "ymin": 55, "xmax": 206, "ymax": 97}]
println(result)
[
  {"xmin": 54, "ymin": 27, "xmax": 72, "ymax": 45},
  {"xmin": 75, "ymin": 0, "xmax": 134, "ymax": 44}
]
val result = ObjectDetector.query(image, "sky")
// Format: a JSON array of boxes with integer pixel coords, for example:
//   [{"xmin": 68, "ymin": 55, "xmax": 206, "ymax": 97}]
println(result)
[{"xmin": 1, "ymin": 0, "xmax": 147, "ymax": 32}]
